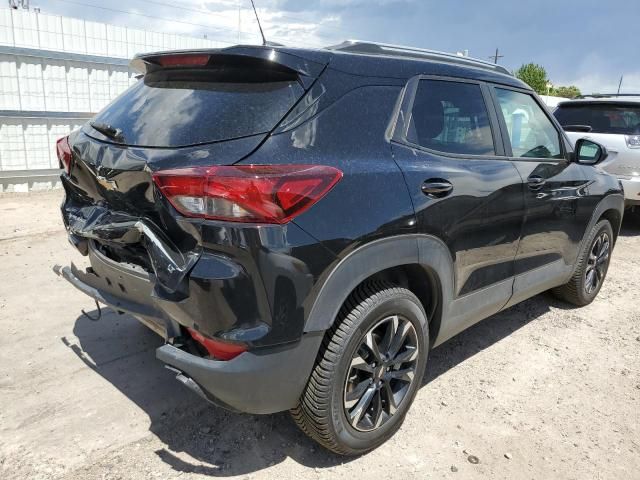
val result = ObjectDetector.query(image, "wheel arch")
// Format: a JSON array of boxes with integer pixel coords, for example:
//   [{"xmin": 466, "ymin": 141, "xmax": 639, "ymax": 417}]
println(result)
[
  {"xmin": 599, "ymin": 207, "xmax": 622, "ymax": 243},
  {"xmin": 568, "ymin": 193, "xmax": 624, "ymax": 279},
  {"xmin": 581, "ymin": 194, "xmax": 624, "ymax": 247},
  {"xmin": 303, "ymin": 234, "xmax": 455, "ymax": 347}
]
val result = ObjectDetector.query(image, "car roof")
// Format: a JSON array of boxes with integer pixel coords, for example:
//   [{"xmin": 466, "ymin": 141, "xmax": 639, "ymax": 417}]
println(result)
[
  {"xmin": 558, "ymin": 95, "xmax": 640, "ymax": 107},
  {"xmin": 288, "ymin": 41, "xmax": 528, "ymax": 89}
]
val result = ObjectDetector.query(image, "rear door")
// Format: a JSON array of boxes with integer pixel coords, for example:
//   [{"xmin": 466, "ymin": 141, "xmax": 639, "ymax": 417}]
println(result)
[
  {"xmin": 488, "ymin": 86, "xmax": 595, "ymax": 305},
  {"xmin": 391, "ymin": 76, "xmax": 525, "ymax": 335}
]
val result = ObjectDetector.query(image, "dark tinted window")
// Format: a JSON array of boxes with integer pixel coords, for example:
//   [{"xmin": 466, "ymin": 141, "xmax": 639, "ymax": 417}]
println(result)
[
  {"xmin": 407, "ymin": 80, "xmax": 495, "ymax": 155},
  {"xmin": 554, "ymin": 103, "xmax": 640, "ymax": 135},
  {"xmin": 90, "ymin": 67, "xmax": 303, "ymax": 147},
  {"xmin": 495, "ymin": 88, "xmax": 562, "ymax": 159}
]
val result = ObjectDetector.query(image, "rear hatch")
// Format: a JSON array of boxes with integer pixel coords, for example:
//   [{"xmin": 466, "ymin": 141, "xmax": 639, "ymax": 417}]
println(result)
[
  {"xmin": 555, "ymin": 101, "xmax": 640, "ymax": 177},
  {"xmin": 61, "ymin": 47, "xmax": 328, "ymax": 291}
]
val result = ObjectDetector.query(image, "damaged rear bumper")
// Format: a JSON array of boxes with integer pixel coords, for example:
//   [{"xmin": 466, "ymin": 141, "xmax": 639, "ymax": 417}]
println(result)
[
  {"xmin": 58, "ymin": 190, "xmax": 275, "ymax": 344},
  {"xmin": 54, "ymin": 238, "xmax": 271, "ymax": 343},
  {"xmin": 53, "ymin": 250, "xmax": 323, "ymax": 414}
]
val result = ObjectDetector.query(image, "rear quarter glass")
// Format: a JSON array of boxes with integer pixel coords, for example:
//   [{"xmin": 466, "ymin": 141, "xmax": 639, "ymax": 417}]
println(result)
[{"xmin": 89, "ymin": 67, "xmax": 304, "ymax": 148}]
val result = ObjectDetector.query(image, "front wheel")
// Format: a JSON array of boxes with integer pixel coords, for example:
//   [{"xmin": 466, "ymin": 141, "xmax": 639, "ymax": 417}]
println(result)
[
  {"xmin": 553, "ymin": 219, "xmax": 613, "ymax": 306},
  {"xmin": 291, "ymin": 282, "xmax": 429, "ymax": 455}
]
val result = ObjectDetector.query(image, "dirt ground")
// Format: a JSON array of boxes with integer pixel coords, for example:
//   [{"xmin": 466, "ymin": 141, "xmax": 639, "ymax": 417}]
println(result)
[{"xmin": 0, "ymin": 190, "xmax": 639, "ymax": 480}]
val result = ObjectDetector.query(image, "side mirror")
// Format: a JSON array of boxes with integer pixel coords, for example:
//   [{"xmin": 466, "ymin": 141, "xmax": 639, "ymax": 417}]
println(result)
[{"xmin": 575, "ymin": 138, "xmax": 608, "ymax": 165}]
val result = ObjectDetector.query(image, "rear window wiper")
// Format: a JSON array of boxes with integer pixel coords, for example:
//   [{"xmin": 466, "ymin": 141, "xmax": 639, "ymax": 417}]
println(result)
[{"xmin": 90, "ymin": 121, "xmax": 125, "ymax": 142}]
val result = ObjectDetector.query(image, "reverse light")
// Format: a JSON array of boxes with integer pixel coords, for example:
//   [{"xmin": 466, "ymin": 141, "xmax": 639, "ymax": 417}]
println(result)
[
  {"xmin": 152, "ymin": 164, "xmax": 343, "ymax": 224},
  {"xmin": 626, "ymin": 135, "xmax": 640, "ymax": 149},
  {"xmin": 56, "ymin": 136, "xmax": 72, "ymax": 174},
  {"xmin": 187, "ymin": 328, "xmax": 247, "ymax": 360},
  {"xmin": 156, "ymin": 54, "xmax": 210, "ymax": 68}
]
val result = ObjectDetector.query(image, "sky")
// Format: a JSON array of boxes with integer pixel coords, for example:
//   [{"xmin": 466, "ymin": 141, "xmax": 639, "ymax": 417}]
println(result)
[{"xmin": 32, "ymin": 0, "xmax": 639, "ymax": 94}]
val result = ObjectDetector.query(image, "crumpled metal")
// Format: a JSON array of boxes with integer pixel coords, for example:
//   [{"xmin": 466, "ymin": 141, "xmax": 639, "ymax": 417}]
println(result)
[{"xmin": 65, "ymin": 204, "xmax": 200, "ymax": 293}]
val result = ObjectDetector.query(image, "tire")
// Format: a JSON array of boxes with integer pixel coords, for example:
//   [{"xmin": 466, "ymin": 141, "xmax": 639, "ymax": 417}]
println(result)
[
  {"xmin": 552, "ymin": 219, "xmax": 613, "ymax": 306},
  {"xmin": 291, "ymin": 281, "xmax": 429, "ymax": 455}
]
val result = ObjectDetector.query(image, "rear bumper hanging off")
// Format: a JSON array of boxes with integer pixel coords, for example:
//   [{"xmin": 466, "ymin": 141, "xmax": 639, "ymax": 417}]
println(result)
[{"xmin": 53, "ymin": 261, "xmax": 322, "ymax": 414}]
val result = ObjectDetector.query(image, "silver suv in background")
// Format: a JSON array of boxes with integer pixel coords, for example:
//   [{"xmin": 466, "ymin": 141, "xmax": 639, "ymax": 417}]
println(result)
[{"xmin": 554, "ymin": 95, "xmax": 640, "ymax": 209}]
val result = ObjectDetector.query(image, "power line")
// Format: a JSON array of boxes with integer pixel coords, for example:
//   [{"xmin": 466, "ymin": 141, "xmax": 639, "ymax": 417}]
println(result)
[
  {"xmin": 132, "ymin": 0, "xmax": 342, "ymax": 46},
  {"xmin": 45, "ymin": 0, "xmax": 239, "ymax": 41},
  {"xmin": 44, "ymin": 0, "xmax": 333, "ymax": 49},
  {"xmin": 134, "ymin": 0, "xmax": 349, "ymax": 35}
]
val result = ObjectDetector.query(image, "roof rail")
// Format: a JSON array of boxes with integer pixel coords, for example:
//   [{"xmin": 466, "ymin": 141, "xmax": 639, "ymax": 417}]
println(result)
[
  {"xmin": 576, "ymin": 93, "xmax": 640, "ymax": 99},
  {"xmin": 326, "ymin": 40, "xmax": 512, "ymax": 76}
]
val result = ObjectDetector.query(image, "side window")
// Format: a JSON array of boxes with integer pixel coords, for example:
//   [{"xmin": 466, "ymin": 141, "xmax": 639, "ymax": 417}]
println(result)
[
  {"xmin": 495, "ymin": 88, "xmax": 562, "ymax": 159},
  {"xmin": 407, "ymin": 80, "xmax": 495, "ymax": 156}
]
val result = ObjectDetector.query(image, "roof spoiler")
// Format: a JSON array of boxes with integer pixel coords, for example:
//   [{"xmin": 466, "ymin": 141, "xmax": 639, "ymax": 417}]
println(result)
[{"xmin": 130, "ymin": 45, "xmax": 329, "ymax": 88}]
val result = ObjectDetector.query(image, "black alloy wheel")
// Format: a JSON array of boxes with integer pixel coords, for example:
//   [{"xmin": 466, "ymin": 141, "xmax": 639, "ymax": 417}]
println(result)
[
  {"xmin": 344, "ymin": 315, "xmax": 419, "ymax": 432},
  {"xmin": 584, "ymin": 231, "xmax": 610, "ymax": 294}
]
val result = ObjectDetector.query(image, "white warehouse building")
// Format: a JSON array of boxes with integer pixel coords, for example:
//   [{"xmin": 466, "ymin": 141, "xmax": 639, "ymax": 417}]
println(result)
[{"xmin": 0, "ymin": 7, "xmax": 227, "ymax": 191}]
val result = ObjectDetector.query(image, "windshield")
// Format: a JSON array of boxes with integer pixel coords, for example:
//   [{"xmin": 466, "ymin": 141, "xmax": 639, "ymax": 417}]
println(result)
[
  {"xmin": 554, "ymin": 103, "xmax": 640, "ymax": 135},
  {"xmin": 89, "ymin": 66, "xmax": 303, "ymax": 148}
]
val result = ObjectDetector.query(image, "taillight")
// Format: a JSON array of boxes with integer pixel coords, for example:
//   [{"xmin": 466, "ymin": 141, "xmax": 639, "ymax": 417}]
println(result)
[
  {"xmin": 56, "ymin": 136, "xmax": 72, "ymax": 174},
  {"xmin": 156, "ymin": 54, "xmax": 210, "ymax": 68},
  {"xmin": 626, "ymin": 135, "xmax": 640, "ymax": 149},
  {"xmin": 187, "ymin": 328, "xmax": 247, "ymax": 361},
  {"xmin": 152, "ymin": 164, "xmax": 343, "ymax": 224}
]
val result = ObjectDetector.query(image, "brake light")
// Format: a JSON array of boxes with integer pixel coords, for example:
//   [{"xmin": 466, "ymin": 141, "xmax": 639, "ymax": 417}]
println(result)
[
  {"xmin": 156, "ymin": 54, "xmax": 210, "ymax": 67},
  {"xmin": 56, "ymin": 136, "xmax": 72, "ymax": 174},
  {"xmin": 187, "ymin": 328, "xmax": 247, "ymax": 360},
  {"xmin": 152, "ymin": 165, "xmax": 343, "ymax": 224}
]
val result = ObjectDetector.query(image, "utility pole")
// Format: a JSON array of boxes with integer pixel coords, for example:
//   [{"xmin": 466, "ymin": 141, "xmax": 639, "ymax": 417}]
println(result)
[{"xmin": 489, "ymin": 48, "xmax": 503, "ymax": 64}]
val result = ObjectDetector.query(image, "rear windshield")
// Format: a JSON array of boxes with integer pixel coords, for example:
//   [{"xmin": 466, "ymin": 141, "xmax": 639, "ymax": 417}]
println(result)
[
  {"xmin": 89, "ymin": 66, "xmax": 304, "ymax": 147},
  {"xmin": 554, "ymin": 103, "xmax": 640, "ymax": 135}
]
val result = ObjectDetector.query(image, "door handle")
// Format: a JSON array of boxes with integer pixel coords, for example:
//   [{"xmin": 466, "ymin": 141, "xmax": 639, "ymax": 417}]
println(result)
[
  {"xmin": 421, "ymin": 179, "xmax": 453, "ymax": 197},
  {"xmin": 527, "ymin": 175, "xmax": 546, "ymax": 190}
]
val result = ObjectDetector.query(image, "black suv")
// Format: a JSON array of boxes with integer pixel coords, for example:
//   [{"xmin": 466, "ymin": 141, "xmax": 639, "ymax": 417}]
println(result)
[{"xmin": 55, "ymin": 41, "xmax": 624, "ymax": 455}]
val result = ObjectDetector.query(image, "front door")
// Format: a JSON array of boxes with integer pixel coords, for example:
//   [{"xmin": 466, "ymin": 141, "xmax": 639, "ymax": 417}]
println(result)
[{"xmin": 489, "ymin": 86, "xmax": 594, "ymax": 305}]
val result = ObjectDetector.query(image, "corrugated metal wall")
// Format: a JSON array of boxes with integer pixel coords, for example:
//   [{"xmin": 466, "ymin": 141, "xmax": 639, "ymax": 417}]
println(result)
[
  {"xmin": 0, "ymin": 9, "xmax": 219, "ymax": 59},
  {"xmin": 0, "ymin": 7, "xmax": 227, "ymax": 188}
]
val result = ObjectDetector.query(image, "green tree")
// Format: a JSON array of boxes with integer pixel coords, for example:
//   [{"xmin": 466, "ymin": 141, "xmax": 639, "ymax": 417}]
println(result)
[
  {"xmin": 551, "ymin": 85, "xmax": 582, "ymax": 98},
  {"xmin": 514, "ymin": 63, "xmax": 549, "ymax": 95}
]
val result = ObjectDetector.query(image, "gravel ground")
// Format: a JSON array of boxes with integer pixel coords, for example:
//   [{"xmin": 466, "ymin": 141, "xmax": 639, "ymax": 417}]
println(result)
[{"xmin": 0, "ymin": 190, "xmax": 639, "ymax": 480}]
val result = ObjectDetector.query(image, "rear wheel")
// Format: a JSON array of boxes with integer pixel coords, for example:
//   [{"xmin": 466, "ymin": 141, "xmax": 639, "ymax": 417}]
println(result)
[
  {"xmin": 553, "ymin": 219, "xmax": 613, "ymax": 306},
  {"xmin": 291, "ymin": 282, "xmax": 429, "ymax": 455}
]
